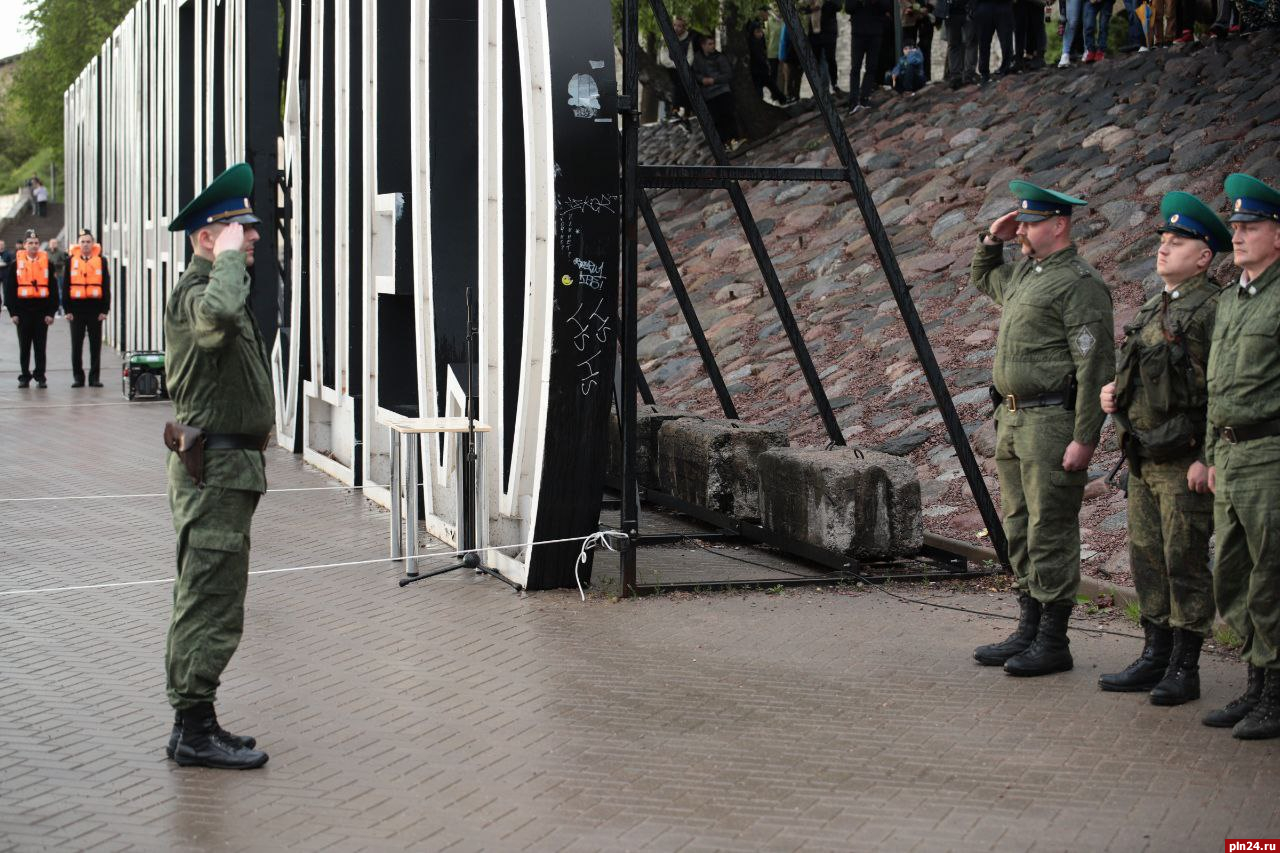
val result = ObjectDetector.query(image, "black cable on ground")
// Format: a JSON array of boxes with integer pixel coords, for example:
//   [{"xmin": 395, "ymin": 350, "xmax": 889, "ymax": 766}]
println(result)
[{"xmin": 679, "ymin": 536, "xmax": 1144, "ymax": 641}]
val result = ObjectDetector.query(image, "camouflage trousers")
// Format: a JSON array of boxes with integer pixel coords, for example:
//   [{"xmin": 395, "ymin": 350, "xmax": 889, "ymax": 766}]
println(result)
[
  {"xmin": 165, "ymin": 454, "xmax": 261, "ymax": 709},
  {"xmin": 995, "ymin": 408, "xmax": 1086, "ymax": 605},
  {"xmin": 1127, "ymin": 456, "xmax": 1214, "ymax": 635},
  {"xmin": 1213, "ymin": 436, "xmax": 1280, "ymax": 669}
]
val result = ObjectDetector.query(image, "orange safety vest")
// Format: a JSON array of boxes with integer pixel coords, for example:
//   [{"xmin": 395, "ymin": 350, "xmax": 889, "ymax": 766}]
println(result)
[
  {"xmin": 69, "ymin": 245, "xmax": 104, "ymax": 300},
  {"xmin": 15, "ymin": 251, "xmax": 50, "ymax": 299}
]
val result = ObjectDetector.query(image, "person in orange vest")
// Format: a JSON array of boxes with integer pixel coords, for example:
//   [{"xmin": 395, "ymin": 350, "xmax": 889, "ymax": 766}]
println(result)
[
  {"xmin": 3, "ymin": 229, "xmax": 58, "ymax": 389},
  {"xmin": 63, "ymin": 229, "xmax": 111, "ymax": 388}
]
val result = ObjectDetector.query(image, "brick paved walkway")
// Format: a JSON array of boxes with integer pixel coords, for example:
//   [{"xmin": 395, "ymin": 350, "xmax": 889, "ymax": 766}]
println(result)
[{"xmin": 2, "ymin": 321, "xmax": 1278, "ymax": 852}]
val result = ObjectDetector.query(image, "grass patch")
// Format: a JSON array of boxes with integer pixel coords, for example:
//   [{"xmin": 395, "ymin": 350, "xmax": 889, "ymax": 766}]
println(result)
[{"xmin": 1214, "ymin": 624, "xmax": 1243, "ymax": 651}]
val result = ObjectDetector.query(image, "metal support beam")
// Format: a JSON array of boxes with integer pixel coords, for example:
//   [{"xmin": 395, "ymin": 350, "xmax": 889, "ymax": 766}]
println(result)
[
  {"xmin": 620, "ymin": 0, "xmax": 641, "ymax": 597},
  {"xmin": 638, "ymin": 165, "xmax": 849, "ymax": 188},
  {"xmin": 650, "ymin": 0, "xmax": 844, "ymax": 447},
  {"xmin": 775, "ymin": 0, "xmax": 1008, "ymax": 568},
  {"xmin": 637, "ymin": 190, "xmax": 738, "ymax": 419}
]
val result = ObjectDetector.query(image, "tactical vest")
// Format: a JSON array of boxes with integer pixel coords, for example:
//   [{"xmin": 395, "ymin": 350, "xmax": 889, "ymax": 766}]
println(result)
[
  {"xmin": 69, "ymin": 247, "xmax": 104, "ymax": 300},
  {"xmin": 1113, "ymin": 285, "xmax": 1216, "ymax": 461},
  {"xmin": 15, "ymin": 251, "xmax": 50, "ymax": 299}
]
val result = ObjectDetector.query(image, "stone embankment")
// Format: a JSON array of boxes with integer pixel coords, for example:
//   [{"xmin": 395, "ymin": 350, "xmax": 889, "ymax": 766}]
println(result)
[{"xmin": 633, "ymin": 31, "xmax": 1280, "ymax": 583}]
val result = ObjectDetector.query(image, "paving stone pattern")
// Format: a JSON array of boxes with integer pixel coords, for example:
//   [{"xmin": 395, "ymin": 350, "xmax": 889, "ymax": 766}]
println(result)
[{"xmin": 2, "ymin": 321, "xmax": 1279, "ymax": 852}]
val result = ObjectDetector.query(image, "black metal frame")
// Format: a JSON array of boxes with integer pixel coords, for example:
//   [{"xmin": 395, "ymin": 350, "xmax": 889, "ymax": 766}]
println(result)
[{"xmin": 618, "ymin": 0, "xmax": 1009, "ymax": 597}]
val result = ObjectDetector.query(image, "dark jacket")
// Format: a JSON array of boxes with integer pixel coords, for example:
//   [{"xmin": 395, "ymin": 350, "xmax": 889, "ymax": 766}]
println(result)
[
  {"xmin": 62, "ymin": 257, "xmax": 112, "ymax": 318},
  {"xmin": 691, "ymin": 49, "xmax": 734, "ymax": 100},
  {"xmin": 846, "ymin": 0, "xmax": 894, "ymax": 34},
  {"xmin": 4, "ymin": 256, "xmax": 59, "ymax": 318}
]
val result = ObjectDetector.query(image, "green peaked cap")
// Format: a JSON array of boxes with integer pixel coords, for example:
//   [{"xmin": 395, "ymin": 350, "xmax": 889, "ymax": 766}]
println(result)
[
  {"xmin": 1009, "ymin": 180, "xmax": 1087, "ymax": 222},
  {"xmin": 1224, "ymin": 172, "xmax": 1280, "ymax": 224},
  {"xmin": 1157, "ymin": 191, "xmax": 1232, "ymax": 254},
  {"xmin": 168, "ymin": 162, "xmax": 261, "ymax": 234}
]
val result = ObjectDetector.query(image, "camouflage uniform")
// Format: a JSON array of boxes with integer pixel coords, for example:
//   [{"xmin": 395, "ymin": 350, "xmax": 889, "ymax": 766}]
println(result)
[
  {"xmin": 1118, "ymin": 274, "xmax": 1217, "ymax": 636},
  {"xmin": 972, "ymin": 240, "xmax": 1114, "ymax": 605},
  {"xmin": 164, "ymin": 251, "xmax": 275, "ymax": 710},
  {"xmin": 1205, "ymin": 258, "xmax": 1280, "ymax": 670}
]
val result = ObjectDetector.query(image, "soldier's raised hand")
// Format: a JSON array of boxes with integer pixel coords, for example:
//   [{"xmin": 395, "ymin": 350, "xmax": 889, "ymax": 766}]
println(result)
[
  {"xmin": 212, "ymin": 222, "xmax": 246, "ymax": 256},
  {"xmin": 988, "ymin": 210, "xmax": 1019, "ymax": 243}
]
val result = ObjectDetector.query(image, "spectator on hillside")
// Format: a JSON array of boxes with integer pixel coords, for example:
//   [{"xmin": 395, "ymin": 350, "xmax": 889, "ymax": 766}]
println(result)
[
  {"xmin": 846, "ymin": 0, "xmax": 893, "ymax": 111},
  {"xmin": 1058, "ymin": 0, "xmax": 1086, "ymax": 65},
  {"xmin": 0, "ymin": 240, "xmax": 10, "ymax": 311},
  {"xmin": 691, "ymin": 35, "xmax": 740, "ymax": 146},
  {"xmin": 747, "ymin": 15, "xmax": 785, "ymax": 102},
  {"xmin": 765, "ymin": 6, "xmax": 788, "ymax": 101},
  {"xmin": 974, "ymin": 0, "xmax": 1015, "ymax": 82},
  {"xmin": 887, "ymin": 41, "xmax": 928, "ymax": 92},
  {"xmin": 1012, "ymin": 0, "xmax": 1048, "ymax": 70},
  {"xmin": 800, "ymin": 1, "xmax": 841, "ymax": 95},
  {"xmin": 32, "ymin": 179, "xmax": 49, "ymax": 218},
  {"xmin": 937, "ymin": 0, "xmax": 980, "ymax": 88},
  {"xmin": 1081, "ymin": 0, "xmax": 1112, "ymax": 61},
  {"xmin": 1208, "ymin": 0, "xmax": 1241, "ymax": 36},
  {"xmin": 658, "ymin": 16, "xmax": 699, "ymax": 121},
  {"xmin": 1117, "ymin": 0, "xmax": 1148, "ymax": 50},
  {"xmin": 901, "ymin": 0, "xmax": 936, "ymax": 81}
]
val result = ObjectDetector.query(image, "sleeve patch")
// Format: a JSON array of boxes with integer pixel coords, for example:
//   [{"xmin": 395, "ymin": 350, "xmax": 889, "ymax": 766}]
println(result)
[{"xmin": 1074, "ymin": 326, "xmax": 1097, "ymax": 356}]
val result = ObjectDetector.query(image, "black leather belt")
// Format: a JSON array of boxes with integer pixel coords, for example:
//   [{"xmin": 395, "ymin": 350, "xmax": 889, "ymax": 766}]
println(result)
[
  {"xmin": 1215, "ymin": 419, "xmax": 1280, "ymax": 444},
  {"xmin": 204, "ymin": 432, "xmax": 270, "ymax": 451},
  {"xmin": 990, "ymin": 385, "xmax": 1068, "ymax": 413}
]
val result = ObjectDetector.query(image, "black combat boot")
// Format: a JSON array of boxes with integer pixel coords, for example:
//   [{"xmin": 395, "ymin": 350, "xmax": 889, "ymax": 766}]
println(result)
[
  {"xmin": 974, "ymin": 593, "xmax": 1041, "ymax": 666},
  {"xmin": 1004, "ymin": 600, "xmax": 1074, "ymax": 677},
  {"xmin": 166, "ymin": 709, "xmax": 258, "ymax": 760},
  {"xmin": 1149, "ymin": 629, "xmax": 1202, "ymax": 706},
  {"xmin": 1232, "ymin": 669, "xmax": 1280, "ymax": 740},
  {"xmin": 172, "ymin": 703, "xmax": 269, "ymax": 769},
  {"xmin": 1203, "ymin": 664, "xmax": 1265, "ymax": 727},
  {"xmin": 1099, "ymin": 619, "xmax": 1172, "ymax": 692}
]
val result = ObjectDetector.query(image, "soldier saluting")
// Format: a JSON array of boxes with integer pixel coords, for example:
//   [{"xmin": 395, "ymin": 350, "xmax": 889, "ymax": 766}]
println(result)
[
  {"xmin": 1098, "ymin": 192, "xmax": 1231, "ymax": 705},
  {"xmin": 1201, "ymin": 173, "xmax": 1280, "ymax": 741},
  {"xmin": 969, "ymin": 181, "xmax": 1115, "ymax": 677},
  {"xmin": 162, "ymin": 163, "xmax": 274, "ymax": 769}
]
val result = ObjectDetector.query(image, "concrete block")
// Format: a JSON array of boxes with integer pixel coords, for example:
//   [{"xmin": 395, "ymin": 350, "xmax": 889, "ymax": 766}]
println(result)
[
  {"xmin": 607, "ymin": 404, "xmax": 697, "ymax": 484},
  {"xmin": 655, "ymin": 418, "xmax": 789, "ymax": 520},
  {"xmin": 758, "ymin": 447, "xmax": 923, "ymax": 558}
]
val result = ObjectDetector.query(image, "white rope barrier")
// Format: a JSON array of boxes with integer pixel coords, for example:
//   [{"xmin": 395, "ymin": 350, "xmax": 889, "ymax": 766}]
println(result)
[
  {"xmin": 0, "ymin": 532, "xmax": 625, "ymax": 598},
  {"xmin": 575, "ymin": 531, "xmax": 631, "ymax": 601},
  {"xmin": 0, "ymin": 485, "xmax": 368, "ymax": 503}
]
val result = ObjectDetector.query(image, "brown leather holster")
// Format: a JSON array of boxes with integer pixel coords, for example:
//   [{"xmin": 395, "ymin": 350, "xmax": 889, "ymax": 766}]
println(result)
[{"xmin": 164, "ymin": 421, "xmax": 206, "ymax": 487}]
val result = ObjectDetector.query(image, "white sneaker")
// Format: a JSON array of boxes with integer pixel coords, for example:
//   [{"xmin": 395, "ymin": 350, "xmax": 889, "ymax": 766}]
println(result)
[
  {"xmin": 1057, "ymin": 53, "xmax": 1071, "ymax": 68},
  {"xmin": 1138, "ymin": 45, "xmax": 1149, "ymax": 52}
]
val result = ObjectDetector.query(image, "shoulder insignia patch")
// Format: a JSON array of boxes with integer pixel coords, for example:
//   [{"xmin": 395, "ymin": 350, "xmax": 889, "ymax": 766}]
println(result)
[
  {"xmin": 1071, "ymin": 260, "xmax": 1093, "ymax": 278},
  {"xmin": 1074, "ymin": 326, "xmax": 1096, "ymax": 356}
]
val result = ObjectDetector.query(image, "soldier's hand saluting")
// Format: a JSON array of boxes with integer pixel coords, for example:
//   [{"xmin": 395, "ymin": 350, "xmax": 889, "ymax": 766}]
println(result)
[
  {"xmin": 985, "ymin": 210, "xmax": 1020, "ymax": 245},
  {"xmin": 212, "ymin": 222, "xmax": 246, "ymax": 256}
]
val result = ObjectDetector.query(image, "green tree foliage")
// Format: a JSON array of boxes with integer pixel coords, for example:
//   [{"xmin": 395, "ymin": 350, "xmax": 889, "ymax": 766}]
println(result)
[
  {"xmin": 9, "ymin": 0, "xmax": 136, "ymax": 160},
  {"xmin": 612, "ymin": 0, "xmax": 761, "ymax": 41}
]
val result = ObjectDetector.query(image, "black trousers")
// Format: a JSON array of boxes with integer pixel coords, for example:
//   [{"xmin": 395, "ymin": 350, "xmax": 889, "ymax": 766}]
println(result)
[
  {"xmin": 974, "ymin": 1, "xmax": 1015, "ymax": 78},
  {"xmin": 15, "ymin": 314, "xmax": 49, "ymax": 383},
  {"xmin": 705, "ymin": 92, "xmax": 738, "ymax": 144},
  {"xmin": 1014, "ymin": 0, "xmax": 1046, "ymax": 60},
  {"xmin": 945, "ymin": 16, "xmax": 968, "ymax": 81},
  {"xmin": 904, "ymin": 22, "xmax": 935, "ymax": 79},
  {"xmin": 70, "ymin": 316, "xmax": 103, "ymax": 384},
  {"xmin": 849, "ymin": 31, "xmax": 883, "ymax": 104}
]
